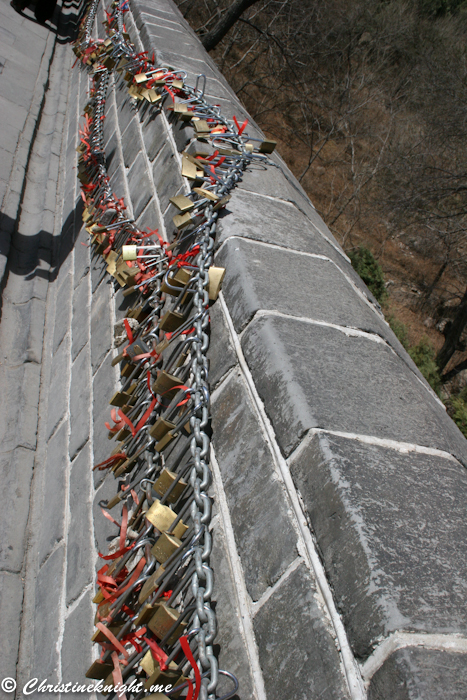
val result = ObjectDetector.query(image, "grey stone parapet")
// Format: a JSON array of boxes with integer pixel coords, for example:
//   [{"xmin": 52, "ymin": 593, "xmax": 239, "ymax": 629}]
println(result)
[{"xmin": 5, "ymin": 0, "xmax": 467, "ymax": 698}]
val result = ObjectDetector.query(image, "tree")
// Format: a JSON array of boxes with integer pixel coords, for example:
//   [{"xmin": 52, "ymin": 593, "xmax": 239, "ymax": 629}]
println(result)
[{"xmin": 200, "ymin": 0, "xmax": 262, "ymax": 51}]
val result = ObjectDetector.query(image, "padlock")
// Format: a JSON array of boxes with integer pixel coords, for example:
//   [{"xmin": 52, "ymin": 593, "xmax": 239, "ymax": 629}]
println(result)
[
  {"xmin": 181, "ymin": 157, "xmax": 198, "ymax": 180},
  {"xmin": 155, "ymin": 431, "xmax": 177, "ymax": 453},
  {"xmin": 148, "ymin": 603, "xmax": 188, "ymax": 646},
  {"xmin": 208, "ymin": 266, "xmax": 226, "ymax": 300},
  {"xmin": 134, "ymin": 602, "xmax": 156, "ymax": 626},
  {"xmin": 193, "ymin": 187, "xmax": 220, "ymax": 201},
  {"xmin": 149, "ymin": 417, "xmax": 176, "ymax": 441},
  {"xmin": 169, "ymin": 195, "xmax": 194, "ymax": 212},
  {"xmin": 144, "ymin": 660, "xmax": 185, "ymax": 696},
  {"xmin": 173, "ymin": 212, "xmax": 193, "ymax": 230},
  {"xmin": 145, "ymin": 499, "xmax": 187, "ymax": 539},
  {"xmin": 135, "ymin": 72, "xmax": 147, "ymax": 83},
  {"xmin": 193, "ymin": 119, "xmax": 210, "ymax": 134},
  {"xmin": 159, "ymin": 310, "xmax": 185, "ymax": 332},
  {"xmin": 152, "ymin": 371, "xmax": 182, "ymax": 398},
  {"xmin": 151, "ymin": 532, "xmax": 182, "ymax": 564},
  {"xmin": 85, "ymin": 660, "xmax": 114, "ymax": 680},
  {"xmin": 259, "ymin": 139, "xmax": 277, "ymax": 153},
  {"xmin": 213, "ymin": 195, "xmax": 231, "ymax": 211},
  {"xmin": 153, "ymin": 468, "xmax": 187, "ymax": 504},
  {"xmin": 109, "ymin": 390, "xmax": 132, "ymax": 407},
  {"xmin": 138, "ymin": 566, "xmax": 166, "ymax": 604},
  {"xmin": 91, "ymin": 624, "xmax": 124, "ymax": 643}
]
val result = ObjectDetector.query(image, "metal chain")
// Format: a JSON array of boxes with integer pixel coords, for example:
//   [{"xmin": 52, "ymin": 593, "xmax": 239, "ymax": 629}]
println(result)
[{"xmin": 73, "ymin": 3, "xmax": 275, "ymax": 699}]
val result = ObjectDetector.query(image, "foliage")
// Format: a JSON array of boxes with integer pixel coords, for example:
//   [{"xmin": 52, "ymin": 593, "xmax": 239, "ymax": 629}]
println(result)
[
  {"xmin": 348, "ymin": 246, "xmax": 388, "ymax": 304},
  {"xmin": 449, "ymin": 387, "xmax": 467, "ymax": 437},
  {"xmin": 387, "ymin": 315, "xmax": 410, "ymax": 349},
  {"xmin": 409, "ymin": 338, "xmax": 442, "ymax": 394}
]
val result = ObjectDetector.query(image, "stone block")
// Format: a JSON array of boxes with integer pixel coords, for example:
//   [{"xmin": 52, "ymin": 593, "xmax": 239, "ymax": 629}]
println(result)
[
  {"xmin": 0, "ymin": 447, "xmax": 34, "ymax": 572},
  {"xmin": 66, "ymin": 444, "xmax": 94, "ymax": 605},
  {"xmin": 0, "ymin": 296, "xmax": 46, "ymax": 366},
  {"xmin": 210, "ymin": 524, "xmax": 257, "ymax": 700},
  {"xmin": 105, "ymin": 129, "xmax": 121, "ymax": 179},
  {"xmin": 152, "ymin": 141, "xmax": 184, "ymax": 213},
  {"xmin": 207, "ymin": 301, "xmax": 237, "ymax": 388},
  {"xmin": 104, "ymin": 102, "xmax": 117, "ymax": 149},
  {"xmin": 127, "ymin": 152, "xmax": 153, "ymax": 221},
  {"xmin": 90, "ymin": 282, "xmax": 112, "ymax": 373},
  {"xmin": 117, "ymin": 92, "xmax": 137, "ymax": 134},
  {"xmin": 121, "ymin": 117, "xmax": 142, "ymax": 169},
  {"xmin": 141, "ymin": 107, "xmax": 166, "ymax": 162},
  {"xmin": 72, "ymin": 274, "xmax": 90, "ymax": 361},
  {"xmin": 52, "ymin": 272, "xmax": 72, "ymax": 354},
  {"xmin": 114, "ymin": 285, "xmax": 134, "ymax": 321},
  {"xmin": 90, "ymin": 250, "xmax": 108, "ymax": 294},
  {"xmin": 135, "ymin": 198, "xmax": 161, "ymax": 236},
  {"xmin": 217, "ymin": 189, "xmax": 376, "ymax": 304},
  {"xmin": 31, "ymin": 546, "xmax": 65, "ymax": 685},
  {"xmin": 39, "ymin": 422, "xmax": 68, "ymax": 566},
  {"xmin": 170, "ymin": 118, "xmax": 194, "ymax": 152},
  {"xmin": 61, "ymin": 590, "xmax": 94, "ymax": 689},
  {"xmin": 241, "ymin": 314, "xmax": 467, "ymax": 462},
  {"xmin": 0, "ymin": 361, "xmax": 41, "ymax": 454},
  {"xmin": 46, "ymin": 337, "xmax": 69, "ymax": 441},
  {"xmin": 212, "ymin": 371, "xmax": 297, "ymax": 601},
  {"xmin": 290, "ymin": 433, "xmax": 467, "ymax": 657},
  {"xmin": 69, "ymin": 344, "xmax": 91, "ymax": 460},
  {"xmin": 0, "ymin": 573, "xmax": 23, "ymax": 684},
  {"xmin": 254, "ymin": 563, "xmax": 350, "ymax": 700},
  {"xmin": 109, "ymin": 161, "xmax": 128, "ymax": 205},
  {"xmin": 368, "ymin": 647, "xmax": 467, "ymax": 700}
]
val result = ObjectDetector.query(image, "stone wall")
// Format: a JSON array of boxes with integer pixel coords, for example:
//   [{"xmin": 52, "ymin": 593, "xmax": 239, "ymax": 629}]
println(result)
[{"xmin": 3, "ymin": 0, "xmax": 467, "ymax": 698}]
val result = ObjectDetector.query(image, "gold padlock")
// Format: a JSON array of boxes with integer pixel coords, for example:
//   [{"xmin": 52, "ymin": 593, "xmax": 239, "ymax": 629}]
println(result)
[
  {"xmin": 85, "ymin": 660, "xmax": 114, "ymax": 680},
  {"xmin": 155, "ymin": 431, "xmax": 177, "ymax": 453},
  {"xmin": 144, "ymin": 659, "xmax": 186, "ymax": 696},
  {"xmin": 153, "ymin": 468, "xmax": 187, "ymax": 504},
  {"xmin": 208, "ymin": 266, "xmax": 226, "ymax": 300},
  {"xmin": 173, "ymin": 212, "xmax": 193, "ymax": 229},
  {"xmin": 259, "ymin": 139, "xmax": 277, "ymax": 153},
  {"xmin": 152, "ymin": 371, "xmax": 182, "ymax": 398},
  {"xmin": 159, "ymin": 310, "xmax": 185, "ymax": 332},
  {"xmin": 148, "ymin": 604, "xmax": 188, "ymax": 646},
  {"xmin": 193, "ymin": 119, "xmax": 210, "ymax": 134},
  {"xmin": 169, "ymin": 195, "xmax": 194, "ymax": 212},
  {"xmin": 138, "ymin": 566, "xmax": 165, "ymax": 604},
  {"xmin": 149, "ymin": 417, "xmax": 176, "ymax": 441},
  {"xmin": 145, "ymin": 500, "xmax": 187, "ymax": 539},
  {"xmin": 91, "ymin": 624, "xmax": 124, "ymax": 643},
  {"xmin": 151, "ymin": 532, "xmax": 182, "ymax": 564}
]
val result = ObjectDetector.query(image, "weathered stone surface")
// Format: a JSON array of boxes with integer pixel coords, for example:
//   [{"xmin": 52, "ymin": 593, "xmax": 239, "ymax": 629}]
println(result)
[
  {"xmin": 0, "ymin": 447, "xmax": 34, "ymax": 572},
  {"xmin": 254, "ymin": 563, "xmax": 350, "ymax": 700},
  {"xmin": 152, "ymin": 141, "xmax": 183, "ymax": 213},
  {"xmin": 69, "ymin": 344, "xmax": 91, "ymax": 460},
  {"xmin": 217, "ymin": 189, "xmax": 376, "ymax": 304},
  {"xmin": 121, "ymin": 117, "xmax": 142, "ymax": 169},
  {"xmin": 39, "ymin": 422, "xmax": 68, "ymax": 566},
  {"xmin": 127, "ymin": 152, "xmax": 153, "ymax": 221},
  {"xmin": 74, "ymin": 223, "xmax": 90, "ymax": 287},
  {"xmin": 141, "ymin": 106, "xmax": 166, "ymax": 162},
  {"xmin": 207, "ymin": 301, "xmax": 237, "ymax": 388},
  {"xmin": 0, "ymin": 361, "xmax": 41, "ymax": 453},
  {"xmin": 52, "ymin": 272, "xmax": 72, "ymax": 354},
  {"xmin": 368, "ymin": 647, "xmax": 467, "ymax": 700},
  {"xmin": 290, "ymin": 433, "xmax": 467, "ymax": 657},
  {"xmin": 66, "ymin": 444, "xmax": 94, "ymax": 605},
  {"xmin": 90, "ymin": 281, "xmax": 112, "ymax": 372},
  {"xmin": 46, "ymin": 337, "xmax": 69, "ymax": 440},
  {"xmin": 0, "ymin": 296, "xmax": 46, "ymax": 366},
  {"xmin": 135, "ymin": 198, "xmax": 161, "ymax": 236},
  {"xmin": 241, "ymin": 314, "xmax": 467, "ymax": 462},
  {"xmin": 212, "ymin": 371, "xmax": 297, "ymax": 600},
  {"xmin": 72, "ymin": 275, "xmax": 90, "ymax": 361},
  {"xmin": 210, "ymin": 523, "xmax": 258, "ymax": 700},
  {"xmin": 0, "ymin": 573, "xmax": 23, "ymax": 684},
  {"xmin": 31, "ymin": 546, "xmax": 65, "ymax": 685},
  {"xmin": 92, "ymin": 351, "xmax": 117, "ymax": 472},
  {"xmin": 90, "ymin": 250, "xmax": 108, "ymax": 294},
  {"xmin": 61, "ymin": 590, "xmax": 94, "ymax": 690}
]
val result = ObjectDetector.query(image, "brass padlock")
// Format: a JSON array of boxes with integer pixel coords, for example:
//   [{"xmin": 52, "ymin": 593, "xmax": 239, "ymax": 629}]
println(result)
[
  {"xmin": 169, "ymin": 195, "xmax": 194, "ymax": 212},
  {"xmin": 149, "ymin": 417, "xmax": 176, "ymax": 441},
  {"xmin": 181, "ymin": 157, "xmax": 198, "ymax": 180},
  {"xmin": 109, "ymin": 390, "xmax": 132, "ymax": 407},
  {"xmin": 144, "ymin": 659, "xmax": 185, "ymax": 695},
  {"xmin": 208, "ymin": 266, "xmax": 226, "ymax": 300},
  {"xmin": 259, "ymin": 139, "xmax": 277, "ymax": 153},
  {"xmin": 151, "ymin": 532, "xmax": 182, "ymax": 564},
  {"xmin": 173, "ymin": 212, "xmax": 193, "ymax": 230},
  {"xmin": 145, "ymin": 499, "xmax": 187, "ymax": 539},
  {"xmin": 91, "ymin": 624, "xmax": 124, "ymax": 643},
  {"xmin": 155, "ymin": 431, "xmax": 177, "ymax": 453},
  {"xmin": 193, "ymin": 119, "xmax": 210, "ymax": 134},
  {"xmin": 148, "ymin": 604, "xmax": 188, "ymax": 646},
  {"xmin": 159, "ymin": 310, "xmax": 185, "ymax": 332},
  {"xmin": 193, "ymin": 187, "xmax": 220, "ymax": 201},
  {"xmin": 138, "ymin": 566, "xmax": 165, "ymax": 604},
  {"xmin": 85, "ymin": 660, "xmax": 114, "ymax": 680},
  {"xmin": 152, "ymin": 371, "xmax": 182, "ymax": 398},
  {"xmin": 134, "ymin": 602, "xmax": 156, "ymax": 626},
  {"xmin": 153, "ymin": 468, "xmax": 187, "ymax": 504}
]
